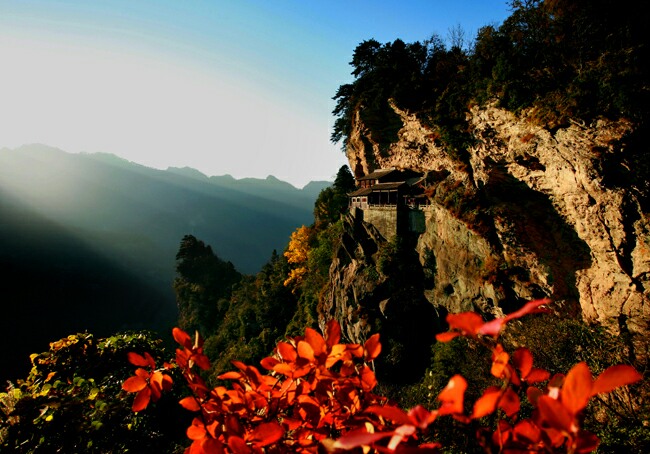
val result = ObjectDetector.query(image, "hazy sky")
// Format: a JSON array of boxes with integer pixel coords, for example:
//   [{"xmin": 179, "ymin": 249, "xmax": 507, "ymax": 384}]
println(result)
[{"xmin": 0, "ymin": 1, "xmax": 511, "ymax": 187}]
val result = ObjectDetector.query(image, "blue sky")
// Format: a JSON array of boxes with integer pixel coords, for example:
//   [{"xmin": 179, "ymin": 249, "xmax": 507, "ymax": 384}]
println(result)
[{"xmin": 0, "ymin": 1, "xmax": 511, "ymax": 187}]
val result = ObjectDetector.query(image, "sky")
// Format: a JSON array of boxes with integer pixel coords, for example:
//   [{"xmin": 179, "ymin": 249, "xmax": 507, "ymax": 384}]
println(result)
[{"xmin": 0, "ymin": 1, "xmax": 512, "ymax": 188}]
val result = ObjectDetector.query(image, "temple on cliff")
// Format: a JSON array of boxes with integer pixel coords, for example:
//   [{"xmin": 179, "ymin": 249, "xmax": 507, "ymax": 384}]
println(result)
[{"xmin": 348, "ymin": 168, "xmax": 430, "ymax": 238}]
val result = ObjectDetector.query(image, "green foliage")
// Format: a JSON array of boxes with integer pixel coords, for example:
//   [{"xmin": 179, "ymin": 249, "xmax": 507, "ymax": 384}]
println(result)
[
  {"xmin": 333, "ymin": 0, "xmax": 649, "ymax": 155},
  {"xmin": 313, "ymin": 165, "xmax": 356, "ymax": 227},
  {"xmin": 287, "ymin": 219, "xmax": 344, "ymax": 336},
  {"xmin": 203, "ymin": 250, "xmax": 298, "ymax": 378},
  {"xmin": 332, "ymin": 37, "xmax": 470, "ymax": 156},
  {"xmin": 0, "ymin": 331, "xmax": 188, "ymax": 453},
  {"xmin": 174, "ymin": 234, "xmax": 242, "ymax": 336}
]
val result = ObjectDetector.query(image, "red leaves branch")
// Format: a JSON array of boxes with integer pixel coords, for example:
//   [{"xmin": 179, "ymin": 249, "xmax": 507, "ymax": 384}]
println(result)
[
  {"xmin": 121, "ymin": 300, "xmax": 642, "ymax": 453},
  {"xmin": 121, "ymin": 352, "xmax": 173, "ymax": 412}
]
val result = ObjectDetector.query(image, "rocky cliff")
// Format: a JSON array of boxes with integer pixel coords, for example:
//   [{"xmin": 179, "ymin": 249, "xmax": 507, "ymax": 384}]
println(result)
[
  {"xmin": 321, "ymin": 212, "xmax": 439, "ymax": 381},
  {"xmin": 328, "ymin": 103, "xmax": 648, "ymax": 358}
]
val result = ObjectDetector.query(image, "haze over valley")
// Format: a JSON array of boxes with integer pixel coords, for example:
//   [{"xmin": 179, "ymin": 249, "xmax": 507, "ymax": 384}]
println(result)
[{"xmin": 0, "ymin": 143, "xmax": 329, "ymax": 380}]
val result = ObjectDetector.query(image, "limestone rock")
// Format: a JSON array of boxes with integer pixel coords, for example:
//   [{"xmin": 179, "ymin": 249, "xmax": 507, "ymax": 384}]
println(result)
[{"xmin": 337, "ymin": 102, "xmax": 649, "ymax": 351}]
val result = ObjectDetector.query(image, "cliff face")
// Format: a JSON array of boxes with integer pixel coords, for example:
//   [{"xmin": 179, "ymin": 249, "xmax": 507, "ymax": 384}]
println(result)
[
  {"xmin": 321, "ymin": 213, "xmax": 439, "ymax": 381},
  {"xmin": 335, "ymin": 103, "xmax": 649, "ymax": 353}
]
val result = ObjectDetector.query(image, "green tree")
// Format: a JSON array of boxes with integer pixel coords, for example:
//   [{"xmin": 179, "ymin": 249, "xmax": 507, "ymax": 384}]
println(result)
[
  {"xmin": 314, "ymin": 165, "xmax": 356, "ymax": 227},
  {"xmin": 204, "ymin": 251, "xmax": 298, "ymax": 377},
  {"xmin": 173, "ymin": 235, "xmax": 242, "ymax": 336}
]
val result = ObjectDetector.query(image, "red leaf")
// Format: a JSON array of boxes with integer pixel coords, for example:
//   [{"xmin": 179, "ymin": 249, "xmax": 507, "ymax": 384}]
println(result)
[
  {"xmin": 472, "ymin": 386, "xmax": 500, "ymax": 419},
  {"xmin": 435, "ymin": 331, "xmax": 461, "ymax": 342},
  {"xmin": 325, "ymin": 319, "xmax": 341, "ymax": 347},
  {"xmin": 297, "ymin": 340, "xmax": 315, "ymax": 362},
  {"xmin": 227, "ymin": 436, "xmax": 251, "ymax": 454},
  {"xmin": 127, "ymin": 352, "xmax": 150, "ymax": 368},
  {"xmin": 591, "ymin": 365, "xmax": 642, "ymax": 396},
  {"xmin": 193, "ymin": 437, "xmax": 224, "ymax": 454},
  {"xmin": 512, "ymin": 348, "xmax": 533, "ymax": 378},
  {"xmin": 135, "ymin": 368, "xmax": 149, "ymax": 379},
  {"xmin": 548, "ymin": 373, "xmax": 566, "ymax": 400},
  {"xmin": 230, "ymin": 360, "xmax": 248, "ymax": 371},
  {"xmin": 491, "ymin": 345, "xmax": 510, "ymax": 379},
  {"xmin": 366, "ymin": 405, "xmax": 413, "ymax": 426},
  {"xmin": 248, "ymin": 422, "xmax": 284, "ymax": 447},
  {"xmin": 260, "ymin": 356, "xmax": 279, "ymax": 370},
  {"xmin": 526, "ymin": 368, "xmax": 551, "ymax": 383},
  {"xmin": 478, "ymin": 318, "xmax": 507, "ymax": 337},
  {"xmin": 364, "ymin": 333, "xmax": 382, "ymax": 361},
  {"xmin": 438, "ymin": 374, "xmax": 467, "ymax": 415},
  {"xmin": 187, "ymin": 418, "xmax": 207, "ymax": 441},
  {"xmin": 225, "ymin": 414, "xmax": 244, "ymax": 437},
  {"xmin": 277, "ymin": 342, "xmax": 297, "ymax": 362},
  {"xmin": 347, "ymin": 343, "xmax": 364, "ymax": 358},
  {"xmin": 526, "ymin": 387, "xmax": 543, "ymax": 407},
  {"xmin": 446, "ymin": 312, "xmax": 484, "ymax": 336},
  {"xmin": 161, "ymin": 373, "xmax": 173, "ymax": 391},
  {"xmin": 272, "ymin": 362, "xmax": 293, "ymax": 377},
  {"xmin": 173, "ymin": 327, "xmax": 192, "ymax": 349},
  {"xmin": 132, "ymin": 387, "xmax": 152, "ymax": 412},
  {"xmin": 304, "ymin": 328, "xmax": 326, "ymax": 356},
  {"xmin": 218, "ymin": 371, "xmax": 243, "ymax": 380},
  {"xmin": 325, "ymin": 344, "xmax": 348, "ymax": 368},
  {"xmin": 512, "ymin": 420, "xmax": 541, "ymax": 444},
  {"xmin": 492, "ymin": 420, "xmax": 512, "ymax": 448},
  {"xmin": 179, "ymin": 396, "xmax": 201, "ymax": 412},
  {"xmin": 333, "ymin": 428, "xmax": 394, "ymax": 450},
  {"xmin": 499, "ymin": 387, "xmax": 520, "ymax": 418},
  {"xmin": 143, "ymin": 352, "xmax": 156, "ymax": 368},
  {"xmin": 150, "ymin": 371, "xmax": 165, "ymax": 400},
  {"xmin": 561, "ymin": 362, "xmax": 593, "ymax": 415},
  {"xmin": 192, "ymin": 352, "xmax": 211, "ymax": 371},
  {"xmin": 122, "ymin": 376, "xmax": 147, "ymax": 393},
  {"xmin": 387, "ymin": 424, "xmax": 417, "ymax": 450},
  {"xmin": 504, "ymin": 298, "xmax": 551, "ymax": 322},
  {"xmin": 360, "ymin": 365, "xmax": 378, "ymax": 391},
  {"xmin": 407, "ymin": 405, "xmax": 438, "ymax": 429},
  {"xmin": 537, "ymin": 395, "xmax": 575, "ymax": 433}
]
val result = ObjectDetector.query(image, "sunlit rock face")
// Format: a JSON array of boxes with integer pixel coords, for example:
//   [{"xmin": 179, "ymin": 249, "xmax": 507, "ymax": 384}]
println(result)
[{"xmin": 338, "ymin": 102, "xmax": 649, "ymax": 353}]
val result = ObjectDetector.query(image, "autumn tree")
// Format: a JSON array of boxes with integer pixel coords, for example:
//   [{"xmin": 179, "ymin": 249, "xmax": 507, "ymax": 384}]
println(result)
[{"xmin": 283, "ymin": 225, "xmax": 312, "ymax": 289}]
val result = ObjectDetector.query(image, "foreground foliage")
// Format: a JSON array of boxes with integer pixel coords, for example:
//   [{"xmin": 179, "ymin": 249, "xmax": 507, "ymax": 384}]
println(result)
[
  {"xmin": 122, "ymin": 299, "xmax": 643, "ymax": 453},
  {"xmin": 0, "ymin": 331, "xmax": 188, "ymax": 452}
]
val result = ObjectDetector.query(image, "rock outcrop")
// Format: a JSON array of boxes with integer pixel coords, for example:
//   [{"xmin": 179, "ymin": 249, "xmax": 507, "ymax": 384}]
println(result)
[
  {"xmin": 332, "ymin": 102, "xmax": 649, "ymax": 355},
  {"xmin": 321, "ymin": 212, "xmax": 439, "ymax": 381}
]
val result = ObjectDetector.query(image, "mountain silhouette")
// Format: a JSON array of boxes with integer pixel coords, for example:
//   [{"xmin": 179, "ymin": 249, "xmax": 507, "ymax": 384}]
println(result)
[{"xmin": 0, "ymin": 144, "xmax": 329, "ymax": 382}]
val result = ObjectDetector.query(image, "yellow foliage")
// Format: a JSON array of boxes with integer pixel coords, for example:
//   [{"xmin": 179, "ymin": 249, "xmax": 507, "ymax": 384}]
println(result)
[
  {"xmin": 283, "ymin": 266, "xmax": 308, "ymax": 289},
  {"xmin": 285, "ymin": 225, "xmax": 311, "ymax": 265},
  {"xmin": 284, "ymin": 226, "xmax": 312, "ymax": 288}
]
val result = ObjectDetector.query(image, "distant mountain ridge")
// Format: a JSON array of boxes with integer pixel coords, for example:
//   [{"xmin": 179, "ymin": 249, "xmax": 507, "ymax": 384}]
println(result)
[
  {"xmin": 0, "ymin": 144, "xmax": 330, "ymax": 381},
  {"xmin": 0, "ymin": 144, "xmax": 329, "ymax": 272}
]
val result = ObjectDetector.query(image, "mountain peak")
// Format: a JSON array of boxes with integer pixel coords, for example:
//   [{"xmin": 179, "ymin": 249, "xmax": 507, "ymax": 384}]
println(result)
[{"xmin": 166, "ymin": 166, "xmax": 209, "ymax": 180}]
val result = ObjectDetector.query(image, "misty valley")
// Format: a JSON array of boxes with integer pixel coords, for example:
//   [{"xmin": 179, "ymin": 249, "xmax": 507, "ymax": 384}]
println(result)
[{"xmin": 0, "ymin": 144, "xmax": 329, "ymax": 382}]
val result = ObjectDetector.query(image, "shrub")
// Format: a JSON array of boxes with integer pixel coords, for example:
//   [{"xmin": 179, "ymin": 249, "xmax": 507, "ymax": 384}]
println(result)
[
  {"xmin": 122, "ymin": 299, "xmax": 643, "ymax": 453},
  {"xmin": 1, "ymin": 331, "xmax": 189, "ymax": 453}
]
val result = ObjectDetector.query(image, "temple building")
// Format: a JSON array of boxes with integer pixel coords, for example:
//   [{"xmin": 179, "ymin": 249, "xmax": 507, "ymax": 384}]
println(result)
[{"xmin": 348, "ymin": 168, "xmax": 429, "ymax": 238}]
